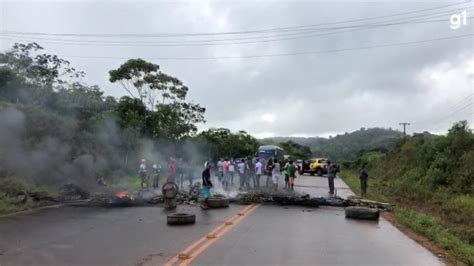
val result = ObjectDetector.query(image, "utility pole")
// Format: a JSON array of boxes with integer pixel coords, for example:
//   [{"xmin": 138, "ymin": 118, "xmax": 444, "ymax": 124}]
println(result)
[{"xmin": 399, "ymin": 122, "xmax": 410, "ymax": 139}]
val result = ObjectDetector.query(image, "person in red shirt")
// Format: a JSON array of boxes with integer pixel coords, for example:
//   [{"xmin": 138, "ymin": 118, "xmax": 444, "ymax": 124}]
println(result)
[{"xmin": 168, "ymin": 157, "xmax": 177, "ymax": 183}]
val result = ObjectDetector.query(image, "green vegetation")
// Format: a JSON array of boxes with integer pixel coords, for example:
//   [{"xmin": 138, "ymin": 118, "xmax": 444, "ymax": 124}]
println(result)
[
  {"xmin": 278, "ymin": 140, "xmax": 312, "ymax": 159},
  {"xmin": 396, "ymin": 207, "xmax": 474, "ymax": 265},
  {"xmin": 340, "ymin": 121, "xmax": 474, "ymax": 264},
  {"xmin": 0, "ymin": 198, "xmax": 52, "ymax": 215},
  {"xmin": 194, "ymin": 128, "xmax": 260, "ymax": 160},
  {"xmin": 0, "ymin": 179, "xmax": 56, "ymax": 215},
  {"xmin": 0, "ymin": 42, "xmax": 259, "ymax": 214},
  {"xmin": 263, "ymin": 127, "xmax": 402, "ymax": 161}
]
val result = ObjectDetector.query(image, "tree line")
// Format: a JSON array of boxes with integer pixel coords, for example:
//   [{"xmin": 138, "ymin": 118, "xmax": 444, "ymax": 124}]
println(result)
[{"xmin": 0, "ymin": 43, "xmax": 259, "ymax": 185}]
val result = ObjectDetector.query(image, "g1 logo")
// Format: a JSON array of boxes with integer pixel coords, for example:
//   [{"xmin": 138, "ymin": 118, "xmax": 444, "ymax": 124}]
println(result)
[{"xmin": 450, "ymin": 10, "xmax": 467, "ymax": 29}]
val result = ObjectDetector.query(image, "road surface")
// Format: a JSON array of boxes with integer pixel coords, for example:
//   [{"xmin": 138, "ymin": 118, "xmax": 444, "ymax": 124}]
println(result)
[{"xmin": 0, "ymin": 175, "xmax": 443, "ymax": 266}]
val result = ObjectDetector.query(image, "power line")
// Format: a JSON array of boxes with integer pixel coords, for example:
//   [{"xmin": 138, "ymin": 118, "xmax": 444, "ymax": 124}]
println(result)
[
  {"xmin": 430, "ymin": 101, "xmax": 474, "ymax": 131},
  {"xmin": 0, "ymin": 1, "xmax": 470, "ymax": 38},
  {"xmin": 447, "ymin": 93, "xmax": 474, "ymax": 111},
  {"xmin": 414, "ymin": 92, "xmax": 474, "ymax": 128},
  {"xmin": 2, "ymin": 12, "xmax": 471, "ymax": 47},
  {"xmin": 54, "ymin": 33, "xmax": 474, "ymax": 61}
]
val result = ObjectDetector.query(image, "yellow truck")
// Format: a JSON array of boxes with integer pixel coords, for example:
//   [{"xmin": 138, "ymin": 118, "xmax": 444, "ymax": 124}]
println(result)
[{"xmin": 299, "ymin": 158, "xmax": 328, "ymax": 176}]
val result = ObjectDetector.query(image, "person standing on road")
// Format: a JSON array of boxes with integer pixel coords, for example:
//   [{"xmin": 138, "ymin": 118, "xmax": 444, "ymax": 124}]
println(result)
[
  {"xmin": 229, "ymin": 159, "xmax": 235, "ymax": 185},
  {"xmin": 167, "ymin": 157, "xmax": 177, "ymax": 183},
  {"xmin": 271, "ymin": 158, "xmax": 281, "ymax": 191},
  {"xmin": 222, "ymin": 158, "xmax": 230, "ymax": 190},
  {"xmin": 327, "ymin": 160, "xmax": 336, "ymax": 195},
  {"xmin": 288, "ymin": 160, "xmax": 297, "ymax": 190},
  {"xmin": 201, "ymin": 162, "xmax": 213, "ymax": 209},
  {"xmin": 246, "ymin": 157, "xmax": 255, "ymax": 190},
  {"xmin": 237, "ymin": 159, "xmax": 246, "ymax": 190},
  {"xmin": 265, "ymin": 158, "xmax": 274, "ymax": 187},
  {"xmin": 217, "ymin": 158, "xmax": 224, "ymax": 183},
  {"xmin": 359, "ymin": 164, "xmax": 369, "ymax": 197},
  {"xmin": 176, "ymin": 158, "xmax": 184, "ymax": 189},
  {"xmin": 138, "ymin": 159, "xmax": 148, "ymax": 189},
  {"xmin": 283, "ymin": 160, "xmax": 290, "ymax": 189},
  {"xmin": 152, "ymin": 163, "xmax": 161, "ymax": 188},
  {"xmin": 254, "ymin": 158, "xmax": 263, "ymax": 189}
]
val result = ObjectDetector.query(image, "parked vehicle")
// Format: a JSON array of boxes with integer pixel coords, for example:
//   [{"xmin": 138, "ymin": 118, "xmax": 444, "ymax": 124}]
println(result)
[
  {"xmin": 256, "ymin": 145, "xmax": 284, "ymax": 162},
  {"xmin": 299, "ymin": 158, "xmax": 328, "ymax": 176}
]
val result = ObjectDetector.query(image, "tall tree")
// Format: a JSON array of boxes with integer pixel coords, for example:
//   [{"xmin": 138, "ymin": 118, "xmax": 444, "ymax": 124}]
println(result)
[
  {"xmin": 109, "ymin": 59, "xmax": 159, "ymax": 106},
  {"xmin": 109, "ymin": 59, "xmax": 189, "ymax": 110},
  {"xmin": 0, "ymin": 42, "xmax": 84, "ymax": 88},
  {"xmin": 196, "ymin": 128, "xmax": 259, "ymax": 160}
]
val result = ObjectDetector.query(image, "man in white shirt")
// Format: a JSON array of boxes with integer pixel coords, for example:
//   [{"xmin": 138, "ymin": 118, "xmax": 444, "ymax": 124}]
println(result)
[
  {"xmin": 138, "ymin": 159, "xmax": 147, "ymax": 189},
  {"xmin": 229, "ymin": 160, "xmax": 235, "ymax": 185},
  {"xmin": 254, "ymin": 158, "xmax": 263, "ymax": 189},
  {"xmin": 217, "ymin": 158, "xmax": 224, "ymax": 182},
  {"xmin": 272, "ymin": 158, "xmax": 281, "ymax": 191},
  {"xmin": 237, "ymin": 159, "xmax": 246, "ymax": 190}
]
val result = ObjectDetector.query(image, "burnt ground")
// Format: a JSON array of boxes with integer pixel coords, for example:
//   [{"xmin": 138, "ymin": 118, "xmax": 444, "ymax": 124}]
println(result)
[{"xmin": 0, "ymin": 175, "xmax": 444, "ymax": 266}]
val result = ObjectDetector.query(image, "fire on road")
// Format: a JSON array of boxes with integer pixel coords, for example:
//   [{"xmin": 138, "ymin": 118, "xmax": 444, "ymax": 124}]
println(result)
[{"xmin": 0, "ymin": 176, "xmax": 443, "ymax": 266}]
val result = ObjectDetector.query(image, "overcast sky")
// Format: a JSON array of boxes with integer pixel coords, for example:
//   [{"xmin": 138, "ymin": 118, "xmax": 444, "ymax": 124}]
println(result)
[{"xmin": 0, "ymin": 0, "xmax": 473, "ymax": 138}]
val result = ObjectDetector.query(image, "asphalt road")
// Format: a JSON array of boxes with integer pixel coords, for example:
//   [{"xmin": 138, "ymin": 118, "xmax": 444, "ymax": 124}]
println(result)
[{"xmin": 0, "ymin": 175, "xmax": 443, "ymax": 266}]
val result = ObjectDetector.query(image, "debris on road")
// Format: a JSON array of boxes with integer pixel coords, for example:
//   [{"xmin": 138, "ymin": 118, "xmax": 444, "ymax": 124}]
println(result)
[
  {"xmin": 167, "ymin": 213, "xmax": 196, "ymax": 225},
  {"xmin": 0, "ymin": 181, "xmax": 58, "ymax": 205},
  {"xmin": 162, "ymin": 182, "xmax": 179, "ymax": 209},
  {"xmin": 206, "ymin": 196, "xmax": 230, "ymax": 208},
  {"xmin": 345, "ymin": 206, "xmax": 380, "ymax": 220},
  {"xmin": 58, "ymin": 183, "xmax": 90, "ymax": 201},
  {"xmin": 51, "ymin": 181, "xmax": 393, "ymax": 215},
  {"xmin": 346, "ymin": 197, "xmax": 394, "ymax": 211},
  {"xmin": 231, "ymin": 191, "xmax": 393, "ymax": 211},
  {"xmin": 89, "ymin": 188, "xmax": 163, "ymax": 207}
]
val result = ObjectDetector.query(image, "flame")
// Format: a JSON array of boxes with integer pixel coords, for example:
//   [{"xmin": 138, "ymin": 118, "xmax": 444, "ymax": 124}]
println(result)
[{"xmin": 115, "ymin": 191, "xmax": 130, "ymax": 199}]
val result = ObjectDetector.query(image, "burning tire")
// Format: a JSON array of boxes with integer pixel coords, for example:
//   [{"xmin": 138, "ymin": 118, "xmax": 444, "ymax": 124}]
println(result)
[
  {"xmin": 167, "ymin": 213, "xmax": 196, "ymax": 225},
  {"xmin": 345, "ymin": 206, "xmax": 380, "ymax": 220},
  {"xmin": 162, "ymin": 182, "xmax": 179, "ymax": 200},
  {"xmin": 206, "ymin": 197, "xmax": 230, "ymax": 208}
]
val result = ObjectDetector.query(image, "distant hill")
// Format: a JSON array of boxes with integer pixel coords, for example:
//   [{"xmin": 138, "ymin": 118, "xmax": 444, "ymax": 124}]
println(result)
[{"xmin": 261, "ymin": 127, "xmax": 403, "ymax": 162}]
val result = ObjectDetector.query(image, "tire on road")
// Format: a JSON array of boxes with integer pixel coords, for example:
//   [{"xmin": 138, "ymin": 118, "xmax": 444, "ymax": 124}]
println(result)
[
  {"xmin": 206, "ymin": 197, "xmax": 230, "ymax": 208},
  {"xmin": 345, "ymin": 206, "xmax": 380, "ymax": 220},
  {"xmin": 167, "ymin": 213, "xmax": 196, "ymax": 225},
  {"xmin": 15, "ymin": 191, "xmax": 28, "ymax": 204}
]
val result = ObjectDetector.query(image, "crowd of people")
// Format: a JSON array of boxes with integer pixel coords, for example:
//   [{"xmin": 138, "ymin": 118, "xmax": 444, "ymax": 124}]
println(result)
[
  {"xmin": 136, "ymin": 156, "xmax": 368, "ymax": 199},
  {"xmin": 137, "ymin": 157, "xmax": 196, "ymax": 190},
  {"xmin": 212, "ymin": 157, "xmax": 301, "ymax": 192},
  {"xmin": 136, "ymin": 156, "xmax": 300, "ymax": 192}
]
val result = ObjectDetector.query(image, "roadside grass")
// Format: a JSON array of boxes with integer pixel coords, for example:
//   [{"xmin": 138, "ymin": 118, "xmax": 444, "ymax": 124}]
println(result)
[
  {"xmin": 0, "ymin": 198, "xmax": 52, "ymax": 215},
  {"xmin": 0, "ymin": 179, "xmax": 57, "ymax": 215},
  {"xmin": 108, "ymin": 175, "xmax": 167, "ymax": 190},
  {"xmin": 109, "ymin": 175, "xmax": 142, "ymax": 189},
  {"xmin": 340, "ymin": 170, "xmax": 474, "ymax": 265},
  {"xmin": 395, "ymin": 207, "xmax": 474, "ymax": 265}
]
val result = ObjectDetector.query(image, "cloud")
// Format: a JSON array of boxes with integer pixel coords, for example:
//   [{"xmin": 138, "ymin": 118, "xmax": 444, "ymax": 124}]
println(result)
[{"xmin": 1, "ymin": 1, "xmax": 473, "ymax": 136}]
